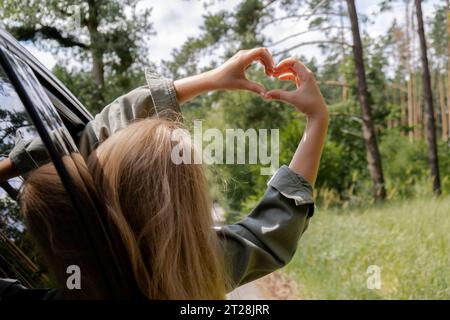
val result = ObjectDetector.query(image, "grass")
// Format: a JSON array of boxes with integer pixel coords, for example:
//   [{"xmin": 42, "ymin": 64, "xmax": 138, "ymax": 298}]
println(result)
[{"xmin": 283, "ymin": 196, "xmax": 450, "ymax": 299}]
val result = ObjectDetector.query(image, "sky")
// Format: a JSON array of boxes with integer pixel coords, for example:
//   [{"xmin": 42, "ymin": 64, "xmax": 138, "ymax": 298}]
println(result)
[{"xmin": 23, "ymin": 0, "xmax": 442, "ymax": 71}]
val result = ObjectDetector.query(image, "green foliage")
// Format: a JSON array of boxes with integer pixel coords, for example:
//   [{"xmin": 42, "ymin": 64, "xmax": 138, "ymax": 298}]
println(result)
[
  {"xmin": 284, "ymin": 196, "xmax": 450, "ymax": 299},
  {"xmin": 0, "ymin": 195, "xmax": 49, "ymax": 287},
  {"xmin": 0, "ymin": 0, "xmax": 153, "ymax": 68},
  {"xmin": 53, "ymin": 64, "xmax": 146, "ymax": 114},
  {"xmin": 0, "ymin": 0, "xmax": 153, "ymax": 111},
  {"xmin": 165, "ymin": 0, "xmax": 269, "ymax": 78},
  {"xmin": 380, "ymin": 131, "xmax": 450, "ymax": 198},
  {"xmin": 429, "ymin": 4, "xmax": 449, "ymax": 60},
  {"xmin": 0, "ymin": 196, "xmax": 22, "ymax": 242}
]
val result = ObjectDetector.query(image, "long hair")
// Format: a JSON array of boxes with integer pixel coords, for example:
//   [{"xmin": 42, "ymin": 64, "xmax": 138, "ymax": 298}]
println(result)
[{"xmin": 20, "ymin": 118, "xmax": 226, "ymax": 299}]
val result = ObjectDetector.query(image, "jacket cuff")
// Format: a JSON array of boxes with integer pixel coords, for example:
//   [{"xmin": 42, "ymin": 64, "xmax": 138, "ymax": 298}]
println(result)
[
  {"xmin": 8, "ymin": 132, "xmax": 49, "ymax": 174},
  {"xmin": 267, "ymin": 165, "xmax": 315, "ymax": 216},
  {"xmin": 144, "ymin": 68, "xmax": 181, "ymax": 117}
]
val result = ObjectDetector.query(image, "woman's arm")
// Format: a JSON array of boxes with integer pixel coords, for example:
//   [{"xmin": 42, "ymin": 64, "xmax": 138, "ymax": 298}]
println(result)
[
  {"xmin": 0, "ymin": 158, "xmax": 18, "ymax": 182},
  {"xmin": 218, "ymin": 58, "xmax": 328, "ymax": 289},
  {"xmin": 174, "ymin": 47, "xmax": 274, "ymax": 104},
  {"xmin": 218, "ymin": 165, "xmax": 314, "ymax": 289},
  {"xmin": 93, "ymin": 48, "xmax": 274, "ymax": 142},
  {"xmin": 2, "ymin": 48, "xmax": 275, "ymax": 176},
  {"xmin": 264, "ymin": 58, "xmax": 329, "ymax": 186},
  {"xmin": 175, "ymin": 55, "xmax": 329, "ymax": 186}
]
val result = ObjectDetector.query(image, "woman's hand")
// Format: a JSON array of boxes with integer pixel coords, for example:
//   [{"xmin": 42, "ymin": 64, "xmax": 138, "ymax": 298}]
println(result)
[
  {"xmin": 262, "ymin": 58, "xmax": 328, "ymax": 186},
  {"xmin": 210, "ymin": 47, "xmax": 274, "ymax": 94},
  {"xmin": 174, "ymin": 47, "xmax": 274, "ymax": 104},
  {"xmin": 263, "ymin": 58, "xmax": 327, "ymax": 118},
  {"xmin": 0, "ymin": 158, "xmax": 18, "ymax": 182}
]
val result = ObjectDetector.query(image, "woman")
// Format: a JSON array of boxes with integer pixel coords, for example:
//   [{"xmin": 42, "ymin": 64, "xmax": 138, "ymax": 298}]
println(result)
[{"xmin": 0, "ymin": 49, "xmax": 328, "ymax": 299}]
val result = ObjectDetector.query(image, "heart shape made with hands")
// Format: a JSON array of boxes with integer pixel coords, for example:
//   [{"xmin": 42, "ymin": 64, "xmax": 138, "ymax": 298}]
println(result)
[
  {"xmin": 236, "ymin": 51, "xmax": 322, "ymax": 114},
  {"xmin": 244, "ymin": 62, "xmax": 295, "ymax": 92},
  {"xmin": 221, "ymin": 48, "xmax": 311, "ymax": 102},
  {"xmin": 241, "ymin": 52, "xmax": 302, "ymax": 98}
]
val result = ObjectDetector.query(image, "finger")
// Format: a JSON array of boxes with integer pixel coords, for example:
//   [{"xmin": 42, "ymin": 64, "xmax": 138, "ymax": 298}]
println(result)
[
  {"xmin": 256, "ymin": 58, "xmax": 273, "ymax": 76},
  {"xmin": 291, "ymin": 61, "xmax": 310, "ymax": 81},
  {"xmin": 264, "ymin": 89, "xmax": 295, "ymax": 102},
  {"xmin": 274, "ymin": 57, "xmax": 298, "ymax": 70},
  {"xmin": 271, "ymin": 65, "xmax": 296, "ymax": 77},
  {"xmin": 244, "ymin": 47, "xmax": 274, "ymax": 74},
  {"xmin": 274, "ymin": 58, "xmax": 309, "ymax": 80},
  {"xmin": 278, "ymin": 73, "xmax": 301, "ymax": 87},
  {"xmin": 238, "ymin": 79, "xmax": 266, "ymax": 94},
  {"xmin": 278, "ymin": 73, "xmax": 296, "ymax": 82}
]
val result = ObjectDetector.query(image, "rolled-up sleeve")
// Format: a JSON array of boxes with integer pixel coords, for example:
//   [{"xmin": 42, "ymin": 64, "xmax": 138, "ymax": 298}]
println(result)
[
  {"xmin": 9, "ymin": 70, "xmax": 181, "ymax": 174},
  {"xmin": 8, "ymin": 70, "xmax": 181, "ymax": 175},
  {"xmin": 216, "ymin": 165, "xmax": 314, "ymax": 290},
  {"xmin": 92, "ymin": 69, "xmax": 181, "ymax": 142},
  {"xmin": 144, "ymin": 68, "xmax": 180, "ymax": 115},
  {"xmin": 8, "ymin": 131, "xmax": 49, "ymax": 174}
]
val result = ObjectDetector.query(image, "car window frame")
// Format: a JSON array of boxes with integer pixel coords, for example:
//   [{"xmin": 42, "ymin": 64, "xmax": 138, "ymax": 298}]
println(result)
[
  {"xmin": 0, "ymin": 28, "xmax": 93, "ymax": 126},
  {"xmin": 0, "ymin": 46, "xmax": 125, "ymax": 298}
]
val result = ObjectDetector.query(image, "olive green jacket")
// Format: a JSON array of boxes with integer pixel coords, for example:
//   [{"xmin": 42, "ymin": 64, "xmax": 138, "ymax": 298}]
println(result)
[{"xmin": 8, "ymin": 68, "xmax": 315, "ymax": 290}]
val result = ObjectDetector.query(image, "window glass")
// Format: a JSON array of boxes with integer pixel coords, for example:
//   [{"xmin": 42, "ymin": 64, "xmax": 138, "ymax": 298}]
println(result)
[{"xmin": 0, "ymin": 49, "xmax": 121, "ymax": 296}]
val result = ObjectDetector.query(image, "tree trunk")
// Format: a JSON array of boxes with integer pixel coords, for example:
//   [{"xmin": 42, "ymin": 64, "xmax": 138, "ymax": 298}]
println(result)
[
  {"xmin": 438, "ymin": 72, "xmax": 448, "ymax": 140},
  {"xmin": 413, "ymin": 71, "xmax": 419, "ymax": 139},
  {"xmin": 411, "ymin": 7, "xmax": 421, "ymax": 140},
  {"xmin": 406, "ymin": 0, "xmax": 414, "ymax": 141},
  {"xmin": 339, "ymin": 0, "xmax": 348, "ymax": 102},
  {"xmin": 401, "ymin": 81, "xmax": 406, "ymax": 128},
  {"xmin": 86, "ymin": 0, "xmax": 105, "ymax": 88},
  {"xmin": 414, "ymin": 0, "xmax": 442, "ymax": 195},
  {"xmin": 392, "ymin": 82, "xmax": 399, "ymax": 127},
  {"xmin": 345, "ymin": 0, "xmax": 386, "ymax": 201},
  {"xmin": 91, "ymin": 50, "xmax": 105, "ymax": 87},
  {"xmin": 447, "ymin": 0, "xmax": 450, "ymax": 142}
]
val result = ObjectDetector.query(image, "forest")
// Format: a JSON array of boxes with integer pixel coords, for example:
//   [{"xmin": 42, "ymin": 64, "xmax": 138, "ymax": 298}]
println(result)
[{"xmin": 0, "ymin": 0, "xmax": 449, "ymax": 299}]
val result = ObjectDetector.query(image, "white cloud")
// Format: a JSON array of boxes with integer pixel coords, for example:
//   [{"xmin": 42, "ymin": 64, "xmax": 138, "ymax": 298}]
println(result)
[{"xmin": 141, "ymin": 0, "xmax": 207, "ymax": 65}]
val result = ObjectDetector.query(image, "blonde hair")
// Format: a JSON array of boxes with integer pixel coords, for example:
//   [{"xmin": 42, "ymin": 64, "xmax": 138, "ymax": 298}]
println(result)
[{"xmin": 20, "ymin": 118, "xmax": 226, "ymax": 299}]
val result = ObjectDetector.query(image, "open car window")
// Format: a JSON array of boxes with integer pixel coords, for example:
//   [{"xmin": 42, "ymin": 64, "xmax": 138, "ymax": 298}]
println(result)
[
  {"xmin": 0, "ymin": 46, "xmax": 126, "ymax": 297},
  {"xmin": 0, "ymin": 52, "xmax": 40, "ymax": 196},
  {"xmin": 0, "ymin": 50, "xmax": 54, "ymax": 287},
  {"xmin": 2, "ymin": 47, "xmax": 78, "ymax": 156},
  {"xmin": 0, "ymin": 47, "xmax": 78, "ymax": 197}
]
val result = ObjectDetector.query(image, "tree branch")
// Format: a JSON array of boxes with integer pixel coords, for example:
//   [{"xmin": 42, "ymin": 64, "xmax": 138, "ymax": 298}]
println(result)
[
  {"xmin": 261, "ymin": 0, "xmax": 279, "ymax": 10},
  {"xmin": 273, "ymin": 40, "xmax": 352, "ymax": 57},
  {"xmin": 317, "ymin": 80, "xmax": 354, "ymax": 88},
  {"xmin": 261, "ymin": 11, "xmax": 344, "ymax": 29},
  {"xmin": 340, "ymin": 128, "xmax": 364, "ymax": 138},
  {"xmin": 306, "ymin": 0, "xmax": 330, "ymax": 19},
  {"xmin": 268, "ymin": 26, "xmax": 349, "ymax": 47},
  {"xmin": 9, "ymin": 25, "xmax": 89, "ymax": 48},
  {"xmin": 329, "ymin": 112, "xmax": 363, "ymax": 124}
]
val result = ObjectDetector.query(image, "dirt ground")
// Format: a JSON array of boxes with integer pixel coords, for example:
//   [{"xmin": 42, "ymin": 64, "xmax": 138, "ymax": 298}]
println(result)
[{"xmin": 227, "ymin": 271, "xmax": 300, "ymax": 300}]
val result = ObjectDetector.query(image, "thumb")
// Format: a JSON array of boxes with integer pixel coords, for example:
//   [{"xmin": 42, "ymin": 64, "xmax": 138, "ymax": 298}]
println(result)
[{"xmin": 239, "ymin": 80, "xmax": 266, "ymax": 94}]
